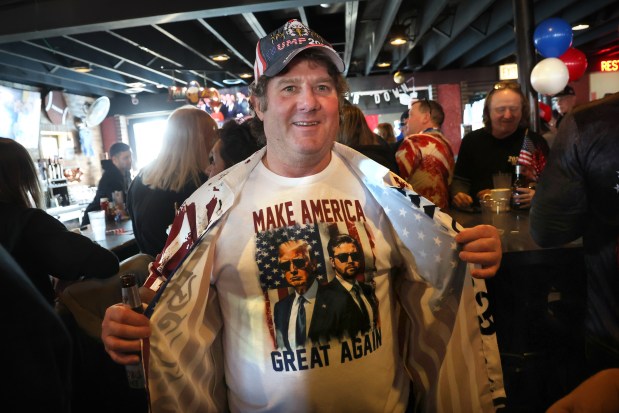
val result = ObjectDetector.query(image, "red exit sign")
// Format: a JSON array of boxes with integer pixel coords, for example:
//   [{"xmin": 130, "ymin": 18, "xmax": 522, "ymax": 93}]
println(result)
[{"xmin": 601, "ymin": 60, "xmax": 619, "ymax": 72}]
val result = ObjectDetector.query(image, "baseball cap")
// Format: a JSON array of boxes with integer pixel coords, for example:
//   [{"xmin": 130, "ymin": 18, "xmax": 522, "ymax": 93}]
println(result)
[
  {"xmin": 254, "ymin": 19, "xmax": 345, "ymax": 80},
  {"xmin": 553, "ymin": 85, "xmax": 575, "ymax": 98}
]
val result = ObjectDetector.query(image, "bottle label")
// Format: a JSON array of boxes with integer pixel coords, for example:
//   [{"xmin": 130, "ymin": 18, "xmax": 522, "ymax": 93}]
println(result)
[{"xmin": 125, "ymin": 363, "xmax": 145, "ymax": 389}]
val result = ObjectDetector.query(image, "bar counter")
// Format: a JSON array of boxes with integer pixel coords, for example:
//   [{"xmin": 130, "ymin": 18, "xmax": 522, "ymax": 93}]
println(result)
[
  {"xmin": 448, "ymin": 207, "xmax": 587, "ymax": 411},
  {"xmin": 80, "ymin": 218, "xmax": 139, "ymax": 261},
  {"xmin": 448, "ymin": 207, "xmax": 582, "ymax": 253}
]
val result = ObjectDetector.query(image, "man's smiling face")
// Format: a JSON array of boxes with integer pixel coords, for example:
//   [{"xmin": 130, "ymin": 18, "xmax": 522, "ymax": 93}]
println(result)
[{"xmin": 255, "ymin": 58, "xmax": 339, "ymax": 173}]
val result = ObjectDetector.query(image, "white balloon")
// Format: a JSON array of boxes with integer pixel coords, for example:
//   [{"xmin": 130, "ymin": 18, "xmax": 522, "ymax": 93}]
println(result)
[{"xmin": 530, "ymin": 58, "xmax": 569, "ymax": 95}]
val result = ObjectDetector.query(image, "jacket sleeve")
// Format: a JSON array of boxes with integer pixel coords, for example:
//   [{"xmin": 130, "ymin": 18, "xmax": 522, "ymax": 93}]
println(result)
[
  {"xmin": 25, "ymin": 210, "xmax": 119, "ymax": 280},
  {"xmin": 450, "ymin": 135, "xmax": 474, "ymax": 198},
  {"xmin": 395, "ymin": 137, "xmax": 422, "ymax": 181},
  {"xmin": 530, "ymin": 114, "xmax": 587, "ymax": 247}
]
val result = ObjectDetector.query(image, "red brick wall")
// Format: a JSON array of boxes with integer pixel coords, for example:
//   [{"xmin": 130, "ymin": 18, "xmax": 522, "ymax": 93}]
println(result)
[
  {"xmin": 100, "ymin": 116, "xmax": 118, "ymax": 156},
  {"xmin": 437, "ymin": 83, "xmax": 463, "ymax": 154}
]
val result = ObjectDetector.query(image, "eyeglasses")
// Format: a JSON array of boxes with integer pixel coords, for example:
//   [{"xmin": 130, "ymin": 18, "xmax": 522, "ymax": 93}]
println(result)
[
  {"xmin": 279, "ymin": 258, "xmax": 308, "ymax": 272},
  {"xmin": 412, "ymin": 97, "xmax": 432, "ymax": 118},
  {"xmin": 334, "ymin": 252, "xmax": 362, "ymax": 262},
  {"xmin": 492, "ymin": 81, "xmax": 521, "ymax": 91}
]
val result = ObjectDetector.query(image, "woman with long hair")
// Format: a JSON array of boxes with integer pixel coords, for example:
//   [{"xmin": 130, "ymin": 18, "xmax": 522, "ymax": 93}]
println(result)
[
  {"xmin": 0, "ymin": 137, "xmax": 119, "ymax": 305},
  {"xmin": 336, "ymin": 102, "xmax": 399, "ymax": 173},
  {"xmin": 126, "ymin": 106, "xmax": 219, "ymax": 256}
]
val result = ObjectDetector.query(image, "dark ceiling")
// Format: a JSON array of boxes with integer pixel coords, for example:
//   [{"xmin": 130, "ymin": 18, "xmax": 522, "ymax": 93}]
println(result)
[{"xmin": 0, "ymin": 0, "xmax": 617, "ymax": 99}]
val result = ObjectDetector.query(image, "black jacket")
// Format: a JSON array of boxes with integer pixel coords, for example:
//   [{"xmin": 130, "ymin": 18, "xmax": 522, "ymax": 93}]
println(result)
[
  {"xmin": 0, "ymin": 202, "xmax": 119, "ymax": 305},
  {"xmin": 530, "ymin": 93, "xmax": 619, "ymax": 351},
  {"xmin": 126, "ymin": 172, "xmax": 207, "ymax": 257},
  {"xmin": 0, "ymin": 245, "xmax": 73, "ymax": 413},
  {"xmin": 353, "ymin": 136, "xmax": 399, "ymax": 174}
]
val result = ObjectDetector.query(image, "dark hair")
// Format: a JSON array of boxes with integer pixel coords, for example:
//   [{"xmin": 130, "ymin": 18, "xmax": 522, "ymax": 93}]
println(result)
[
  {"xmin": 412, "ymin": 98, "xmax": 445, "ymax": 127},
  {"xmin": 219, "ymin": 118, "xmax": 264, "ymax": 168},
  {"xmin": 337, "ymin": 101, "xmax": 377, "ymax": 146},
  {"xmin": 482, "ymin": 81, "xmax": 530, "ymax": 130},
  {"xmin": 109, "ymin": 142, "xmax": 131, "ymax": 158},
  {"xmin": 248, "ymin": 48, "xmax": 349, "ymax": 145},
  {"xmin": 400, "ymin": 109, "xmax": 410, "ymax": 123},
  {"xmin": 327, "ymin": 234, "xmax": 361, "ymax": 258},
  {"xmin": 0, "ymin": 138, "xmax": 43, "ymax": 208}
]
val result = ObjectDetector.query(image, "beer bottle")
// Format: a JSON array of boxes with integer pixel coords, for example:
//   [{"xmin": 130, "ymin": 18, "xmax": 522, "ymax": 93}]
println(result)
[
  {"xmin": 511, "ymin": 164, "xmax": 524, "ymax": 210},
  {"xmin": 120, "ymin": 273, "xmax": 145, "ymax": 389}
]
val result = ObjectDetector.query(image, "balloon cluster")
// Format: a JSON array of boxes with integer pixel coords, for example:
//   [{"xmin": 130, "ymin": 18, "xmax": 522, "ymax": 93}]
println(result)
[{"xmin": 530, "ymin": 18, "xmax": 588, "ymax": 95}]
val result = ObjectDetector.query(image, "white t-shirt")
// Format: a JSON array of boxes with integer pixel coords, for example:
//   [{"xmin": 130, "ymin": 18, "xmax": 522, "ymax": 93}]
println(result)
[{"xmin": 212, "ymin": 153, "xmax": 408, "ymax": 412}]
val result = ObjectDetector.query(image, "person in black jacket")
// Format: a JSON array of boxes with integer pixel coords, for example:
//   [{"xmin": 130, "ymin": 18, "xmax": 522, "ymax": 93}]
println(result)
[
  {"xmin": 531, "ymin": 92, "xmax": 619, "ymax": 375},
  {"xmin": 0, "ymin": 244, "xmax": 73, "ymax": 413},
  {"xmin": 451, "ymin": 81, "xmax": 549, "ymax": 210},
  {"xmin": 126, "ymin": 106, "xmax": 219, "ymax": 257},
  {"xmin": 82, "ymin": 142, "xmax": 132, "ymax": 225},
  {"xmin": 0, "ymin": 137, "xmax": 119, "ymax": 305}
]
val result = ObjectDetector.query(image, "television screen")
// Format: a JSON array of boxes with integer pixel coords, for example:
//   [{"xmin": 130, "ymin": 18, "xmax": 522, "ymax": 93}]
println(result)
[
  {"xmin": 197, "ymin": 85, "xmax": 251, "ymax": 125},
  {"xmin": 0, "ymin": 84, "xmax": 42, "ymax": 149}
]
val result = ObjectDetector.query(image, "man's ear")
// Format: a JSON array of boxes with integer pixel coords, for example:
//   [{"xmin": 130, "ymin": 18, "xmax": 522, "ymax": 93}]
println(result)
[
  {"xmin": 250, "ymin": 96, "xmax": 264, "ymax": 121},
  {"xmin": 423, "ymin": 111, "xmax": 431, "ymax": 124}
]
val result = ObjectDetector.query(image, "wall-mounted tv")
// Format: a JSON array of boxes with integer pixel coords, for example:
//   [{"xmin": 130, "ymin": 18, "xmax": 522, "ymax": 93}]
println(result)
[{"xmin": 0, "ymin": 84, "xmax": 42, "ymax": 149}]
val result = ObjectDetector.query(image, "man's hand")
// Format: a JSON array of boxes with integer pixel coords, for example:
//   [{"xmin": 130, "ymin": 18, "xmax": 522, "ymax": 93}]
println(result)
[
  {"xmin": 476, "ymin": 189, "xmax": 491, "ymax": 202},
  {"xmin": 512, "ymin": 187, "xmax": 535, "ymax": 209},
  {"xmin": 452, "ymin": 192, "xmax": 474, "ymax": 209},
  {"xmin": 546, "ymin": 369, "xmax": 619, "ymax": 413},
  {"xmin": 455, "ymin": 225, "xmax": 502, "ymax": 279},
  {"xmin": 101, "ymin": 304, "xmax": 151, "ymax": 365}
]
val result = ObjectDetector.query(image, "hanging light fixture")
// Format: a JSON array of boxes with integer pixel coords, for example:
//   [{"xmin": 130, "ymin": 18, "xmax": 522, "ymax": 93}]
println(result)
[
  {"xmin": 376, "ymin": 51, "xmax": 392, "ymax": 68},
  {"xmin": 210, "ymin": 53, "xmax": 230, "ymax": 62},
  {"xmin": 572, "ymin": 23, "xmax": 589, "ymax": 31},
  {"xmin": 389, "ymin": 25, "xmax": 410, "ymax": 46},
  {"xmin": 69, "ymin": 61, "xmax": 93, "ymax": 73}
]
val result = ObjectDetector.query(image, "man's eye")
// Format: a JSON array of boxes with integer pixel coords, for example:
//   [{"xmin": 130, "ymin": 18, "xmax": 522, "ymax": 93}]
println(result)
[{"xmin": 283, "ymin": 86, "xmax": 295, "ymax": 92}]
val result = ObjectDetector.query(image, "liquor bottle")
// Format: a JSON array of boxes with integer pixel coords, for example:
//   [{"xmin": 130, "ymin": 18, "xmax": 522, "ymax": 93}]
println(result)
[
  {"xmin": 511, "ymin": 164, "xmax": 524, "ymax": 210},
  {"xmin": 47, "ymin": 158, "xmax": 54, "ymax": 181},
  {"xmin": 120, "ymin": 273, "xmax": 145, "ymax": 389}
]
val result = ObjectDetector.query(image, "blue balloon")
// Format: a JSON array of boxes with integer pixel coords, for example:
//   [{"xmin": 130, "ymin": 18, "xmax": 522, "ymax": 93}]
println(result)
[{"xmin": 533, "ymin": 18, "xmax": 573, "ymax": 58}]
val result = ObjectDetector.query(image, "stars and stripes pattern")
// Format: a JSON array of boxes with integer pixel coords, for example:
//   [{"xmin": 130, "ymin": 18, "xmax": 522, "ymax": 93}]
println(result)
[
  {"xmin": 365, "ymin": 175, "xmax": 461, "ymax": 301},
  {"xmin": 517, "ymin": 130, "xmax": 547, "ymax": 180},
  {"xmin": 256, "ymin": 223, "xmax": 327, "ymax": 292},
  {"xmin": 517, "ymin": 131, "xmax": 535, "ymax": 168}
]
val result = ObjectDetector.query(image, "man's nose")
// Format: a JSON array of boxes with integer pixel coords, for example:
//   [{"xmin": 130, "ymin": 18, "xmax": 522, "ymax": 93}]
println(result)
[{"xmin": 298, "ymin": 88, "xmax": 319, "ymax": 111}]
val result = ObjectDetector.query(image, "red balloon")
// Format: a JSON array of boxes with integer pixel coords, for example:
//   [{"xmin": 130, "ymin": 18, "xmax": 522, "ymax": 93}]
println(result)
[
  {"xmin": 538, "ymin": 101, "xmax": 552, "ymax": 123},
  {"xmin": 559, "ymin": 48, "xmax": 588, "ymax": 81}
]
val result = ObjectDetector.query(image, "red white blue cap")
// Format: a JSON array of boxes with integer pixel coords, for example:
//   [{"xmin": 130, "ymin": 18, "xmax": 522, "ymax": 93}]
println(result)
[{"xmin": 254, "ymin": 19, "xmax": 345, "ymax": 80}]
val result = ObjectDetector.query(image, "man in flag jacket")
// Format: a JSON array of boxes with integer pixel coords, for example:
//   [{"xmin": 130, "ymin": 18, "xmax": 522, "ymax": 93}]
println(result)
[
  {"xmin": 102, "ymin": 19, "xmax": 505, "ymax": 413},
  {"xmin": 451, "ymin": 81, "xmax": 548, "ymax": 210}
]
